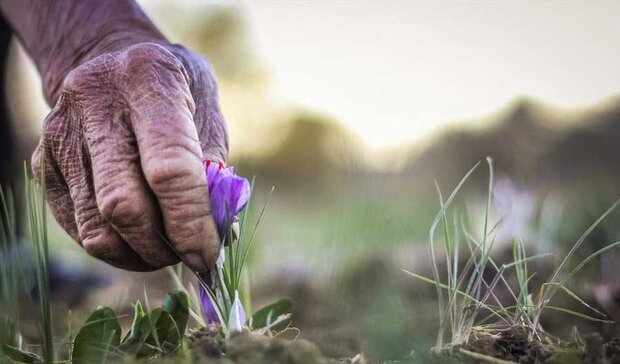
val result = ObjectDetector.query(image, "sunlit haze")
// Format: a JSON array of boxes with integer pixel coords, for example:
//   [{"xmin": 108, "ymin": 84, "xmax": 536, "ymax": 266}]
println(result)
[{"xmin": 243, "ymin": 1, "xmax": 620, "ymax": 148}]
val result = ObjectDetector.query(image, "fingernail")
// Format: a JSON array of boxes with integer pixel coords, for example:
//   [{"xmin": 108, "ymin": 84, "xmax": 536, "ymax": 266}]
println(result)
[{"xmin": 182, "ymin": 252, "xmax": 207, "ymax": 272}]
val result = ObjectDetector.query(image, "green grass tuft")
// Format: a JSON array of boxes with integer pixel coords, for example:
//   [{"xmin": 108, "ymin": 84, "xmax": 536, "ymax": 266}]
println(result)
[{"xmin": 407, "ymin": 158, "xmax": 620, "ymax": 350}]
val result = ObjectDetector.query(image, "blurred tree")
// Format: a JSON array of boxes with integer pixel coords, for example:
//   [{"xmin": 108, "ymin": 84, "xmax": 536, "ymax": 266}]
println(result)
[
  {"xmin": 244, "ymin": 111, "xmax": 363, "ymax": 186},
  {"xmin": 404, "ymin": 96, "xmax": 620, "ymax": 191},
  {"xmin": 146, "ymin": 3, "xmax": 260, "ymax": 82},
  {"xmin": 144, "ymin": 3, "xmax": 283, "ymax": 158}
]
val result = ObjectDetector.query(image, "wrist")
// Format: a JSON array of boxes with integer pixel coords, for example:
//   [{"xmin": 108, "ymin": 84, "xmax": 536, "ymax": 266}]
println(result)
[
  {"xmin": 43, "ymin": 27, "xmax": 167, "ymax": 104},
  {"xmin": 0, "ymin": 0, "xmax": 169, "ymax": 104}
]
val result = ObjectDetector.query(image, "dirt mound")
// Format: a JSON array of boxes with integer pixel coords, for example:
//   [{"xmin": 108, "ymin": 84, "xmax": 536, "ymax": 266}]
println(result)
[
  {"xmin": 187, "ymin": 328, "xmax": 363, "ymax": 364},
  {"xmin": 458, "ymin": 326, "xmax": 620, "ymax": 364}
]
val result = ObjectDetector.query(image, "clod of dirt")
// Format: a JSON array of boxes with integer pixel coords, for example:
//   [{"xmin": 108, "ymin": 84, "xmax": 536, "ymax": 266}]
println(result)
[
  {"xmin": 520, "ymin": 339, "xmax": 553, "ymax": 364},
  {"xmin": 583, "ymin": 333, "xmax": 605, "ymax": 364},
  {"xmin": 187, "ymin": 328, "xmax": 362, "ymax": 364},
  {"xmin": 458, "ymin": 326, "xmax": 620, "ymax": 364},
  {"xmin": 605, "ymin": 338, "xmax": 620, "ymax": 364},
  {"xmin": 188, "ymin": 326, "xmax": 225, "ymax": 359},
  {"xmin": 225, "ymin": 332, "xmax": 329, "ymax": 364},
  {"xmin": 495, "ymin": 325, "xmax": 530, "ymax": 361},
  {"xmin": 462, "ymin": 326, "xmax": 554, "ymax": 363}
]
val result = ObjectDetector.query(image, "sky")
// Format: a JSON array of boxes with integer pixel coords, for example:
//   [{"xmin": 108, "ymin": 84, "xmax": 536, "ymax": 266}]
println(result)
[{"xmin": 241, "ymin": 1, "xmax": 620, "ymax": 148}]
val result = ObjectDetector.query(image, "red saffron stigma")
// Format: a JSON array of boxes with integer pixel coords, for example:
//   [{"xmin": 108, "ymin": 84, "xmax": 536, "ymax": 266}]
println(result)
[{"xmin": 218, "ymin": 161, "xmax": 224, "ymax": 170}]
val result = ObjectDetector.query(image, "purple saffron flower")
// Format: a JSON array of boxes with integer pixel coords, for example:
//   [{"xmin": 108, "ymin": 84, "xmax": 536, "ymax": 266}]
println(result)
[
  {"xmin": 204, "ymin": 160, "xmax": 251, "ymax": 240},
  {"xmin": 199, "ymin": 283, "xmax": 247, "ymax": 326},
  {"xmin": 199, "ymin": 160, "xmax": 251, "ymax": 326},
  {"xmin": 199, "ymin": 284, "xmax": 221, "ymax": 324}
]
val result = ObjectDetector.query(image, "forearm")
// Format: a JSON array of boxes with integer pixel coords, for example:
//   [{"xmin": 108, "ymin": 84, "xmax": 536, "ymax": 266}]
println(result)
[{"xmin": 0, "ymin": 0, "xmax": 168, "ymax": 105}]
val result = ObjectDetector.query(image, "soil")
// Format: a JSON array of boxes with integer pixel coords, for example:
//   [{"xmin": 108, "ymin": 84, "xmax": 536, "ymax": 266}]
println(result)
[
  {"xmin": 183, "ymin": 327, "xmax": 364, "ymax": 364},
  {"xmin": 448, "ymin": 325, "xmax": 620, "ymax": 364}
]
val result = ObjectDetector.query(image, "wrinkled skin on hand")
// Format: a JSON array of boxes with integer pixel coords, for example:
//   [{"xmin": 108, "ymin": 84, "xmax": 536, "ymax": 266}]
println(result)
[{"xmin": 32, "ymin": 43, "xmax": 228, "ymax": 272}]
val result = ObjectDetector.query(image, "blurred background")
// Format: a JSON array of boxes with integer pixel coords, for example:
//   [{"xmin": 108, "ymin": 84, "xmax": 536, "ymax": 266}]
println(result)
[{"xmin": 5, "ymin": 1, "xmax": 620, "ymax": 360}]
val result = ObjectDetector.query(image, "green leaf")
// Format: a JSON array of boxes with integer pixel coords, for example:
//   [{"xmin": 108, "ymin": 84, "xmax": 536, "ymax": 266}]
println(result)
[
  {"xmin": 249, "ymin": 298, "xmax": 293, "ymax": 329},
  {"xmin": 136, "ymin": 309, "xmax": 181, "ymax": 358},
  {"xmin": 122, "ymin": 301, "xmax": 146, "ymax": 344},
  {"xmin": 543, "ymin": 306, "xmax": 615, "ymax": 324},
  {"xmin": 402, "ymin": 269, "xmax": 506, "ymax": 320},
  {"xmin": 119, "ymin": 301, "xmax": 149, "ymax": 355},
  {"xmin": 547, "ymin": 283, "xmax": 607, "ymax": 318},
  {"xmin": 72, "ymin": 307, "xmax": 121, "ymax": 364},
  {"xmin": 1, "ymin": 344, "xmax": 42, "ymax": 363},
  {"xmin": 121, "ymin": 294, "xmax": 187, "ymax": 358},
  {"xmin": 162, "ymin": 290, "xmax": 189, "ymax": 336}
]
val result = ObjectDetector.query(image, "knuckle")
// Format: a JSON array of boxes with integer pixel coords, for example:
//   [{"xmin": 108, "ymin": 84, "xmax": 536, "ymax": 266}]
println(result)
[
  {"xmin": 167, "ymin": 45, "xmax": 219, "ymax": 108},
  {"xmin": 169, "ymin": 219, "xmax": 203, "ymax": 245},
  {"xmin": 119, "ymin": 43, "xmax": 195, "ymax": 113},
  {"xmin": 81, "ymin": 229, "xmax": 115, "ymax": 260},
  {"xmin": 62, "ymin": 56, "xmax": 116, "ymax": 95},
  {"xmin": 147, "ymin": 163, "xmax": 198, "ymax": 191},
  {"xmin": 40, "ymin": 110, "xmax": 66, "ymax": 140},
  {"xmin": 186, "ymin": 51, "xmax": 218, "ymax": 94},
  {"xmin": 123, "ymin": 43, "xmax": 183, "ymax": 75},
  {"xmin": 62, "ymin": 68, "xmax": 86, "ymax": 93},
  {"xmin": 80, "ymin": 226, "xmax": 152, "ymax": 272},
  {"xmin": 170, "ymin": 44, "xmax": 215, "ymax": 76},
  {"xmin": 98, "ymin": 188, "xmax": 145, "ymax": 228}
]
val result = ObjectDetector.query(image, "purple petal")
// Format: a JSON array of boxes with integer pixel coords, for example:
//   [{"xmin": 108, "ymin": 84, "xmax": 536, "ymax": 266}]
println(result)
[
  {"xmin": 204, "ymin": 161, "xmax": 251, "ymax": 240},
  {"xmin": 199, "ymin": 284, "xmax": 247, "ymax": 328},
  {"xmin": 205, "ymin": 160, "xmax": 222, "ymax": 193},
  {"xmin": 199, "ymin": 284, "xmax": 221, "ymax": 325}
]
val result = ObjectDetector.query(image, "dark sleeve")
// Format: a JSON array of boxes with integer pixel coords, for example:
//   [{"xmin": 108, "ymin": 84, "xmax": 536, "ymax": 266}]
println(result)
[{"xmin": 0, "ymin": 14, "xmax": 14, "ymax": 188}]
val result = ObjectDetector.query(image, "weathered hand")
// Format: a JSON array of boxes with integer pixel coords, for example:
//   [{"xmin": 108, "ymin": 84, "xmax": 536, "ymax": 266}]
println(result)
[{"xmin": 32, "ymin": 43, "xmax": 228, "ymax": 272}]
